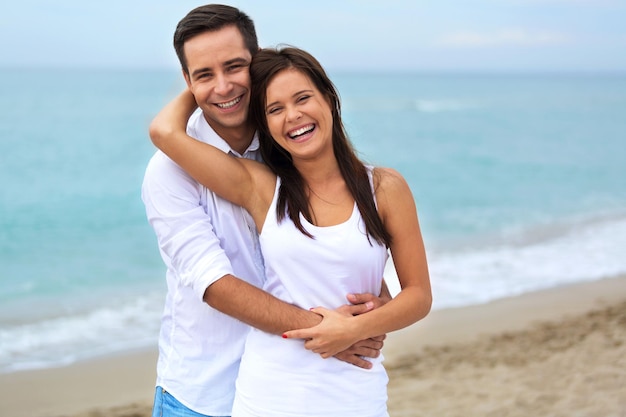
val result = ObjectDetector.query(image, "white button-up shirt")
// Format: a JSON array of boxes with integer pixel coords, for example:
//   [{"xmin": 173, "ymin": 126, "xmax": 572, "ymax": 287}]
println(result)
[{"xmin": 142, "ymin": 109, "xmax": 265, "ymax": 415}]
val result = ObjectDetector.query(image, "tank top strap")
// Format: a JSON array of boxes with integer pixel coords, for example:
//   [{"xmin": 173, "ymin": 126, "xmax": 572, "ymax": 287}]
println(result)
[
  {"xmin": 263, "ymin": 176, "xmax": 282, "ymax": 232},
  {"xmin": 365, "ymin": 165, "xmax": 379, "ymax": 209}
]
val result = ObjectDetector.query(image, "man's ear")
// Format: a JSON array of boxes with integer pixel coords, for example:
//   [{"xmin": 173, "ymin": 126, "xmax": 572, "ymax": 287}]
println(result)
[{"xmin": 182, "ymin": 69, "xmax": 192, "ymax": 89}]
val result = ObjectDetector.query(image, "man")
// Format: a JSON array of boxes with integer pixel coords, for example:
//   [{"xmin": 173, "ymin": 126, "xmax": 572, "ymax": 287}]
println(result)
[{"xmin": 142, "ymin": 4, "xmax": 387, "ymax": 417}]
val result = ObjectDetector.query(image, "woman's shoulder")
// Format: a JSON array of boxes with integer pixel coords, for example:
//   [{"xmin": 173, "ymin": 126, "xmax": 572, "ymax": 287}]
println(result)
[
  {"xmin": 371, "ymin": 166, "xmax": 414, "ymax": 218},
  {"xmin": 374, "ymin": 168, "xmax": 415, "ymax": 224},
  {"xmin": 372, "ymin": 166, "xmax": 408, "ymax": 191}
]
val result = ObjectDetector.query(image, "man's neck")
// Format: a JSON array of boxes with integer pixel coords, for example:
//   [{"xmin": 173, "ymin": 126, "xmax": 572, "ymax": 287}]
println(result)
[{"xmin": 208, "ymin": 119, "xmax": 256, "ymax": 155}]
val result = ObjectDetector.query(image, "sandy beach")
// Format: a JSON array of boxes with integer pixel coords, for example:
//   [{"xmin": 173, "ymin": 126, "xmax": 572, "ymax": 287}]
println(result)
[{"xmin": 1, "ymin": 276, "xmax": 624, "ymax": 417}]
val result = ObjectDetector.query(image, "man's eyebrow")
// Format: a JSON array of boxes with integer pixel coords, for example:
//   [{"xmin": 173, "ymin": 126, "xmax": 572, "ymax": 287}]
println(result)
[
  {"xmin": 224, "ymin": 57, "xmax": 250, "ymax": 66},
  {"xmin": 191, "ymin": 67, "xmax": 212, "ymax": 78},
  {"xmin": 190, "ymin": 57, "xmax": 250, "ymax": 79}
]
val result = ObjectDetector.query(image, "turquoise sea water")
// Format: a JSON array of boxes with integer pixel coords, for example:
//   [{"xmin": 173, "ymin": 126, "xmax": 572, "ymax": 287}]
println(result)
[{"xmin": 1, "ymin": 69, "xmax": 625, "ymax": 373}]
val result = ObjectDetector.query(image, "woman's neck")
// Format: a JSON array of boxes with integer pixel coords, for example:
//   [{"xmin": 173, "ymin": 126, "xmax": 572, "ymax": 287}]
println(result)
[{"xmin": 295, "ymin": 154, "xmax": 341, "ymax": 186}]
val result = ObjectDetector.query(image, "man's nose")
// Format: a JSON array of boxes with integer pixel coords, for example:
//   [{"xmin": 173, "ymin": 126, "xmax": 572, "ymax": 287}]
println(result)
[{"xmin": 214, "ymin": 73, "xmax": 233, "ymax": 95}]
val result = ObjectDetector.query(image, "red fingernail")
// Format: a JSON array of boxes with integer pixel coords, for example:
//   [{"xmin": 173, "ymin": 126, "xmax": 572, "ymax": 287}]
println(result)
[{"xmin": 282, "ymin": 333, "xmax": 287, "ymax": 339}]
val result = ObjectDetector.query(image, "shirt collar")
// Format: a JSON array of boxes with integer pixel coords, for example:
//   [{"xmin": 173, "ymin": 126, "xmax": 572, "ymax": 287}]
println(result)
[{"xmin": 189, "ymin": 108, "xmax": 259, "ymax": 157}]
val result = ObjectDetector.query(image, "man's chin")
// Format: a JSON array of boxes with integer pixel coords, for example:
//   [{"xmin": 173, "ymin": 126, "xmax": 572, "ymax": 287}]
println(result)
[{"xmin": 203, "ymin": 112, "xmax": 249, "ymax": 131}]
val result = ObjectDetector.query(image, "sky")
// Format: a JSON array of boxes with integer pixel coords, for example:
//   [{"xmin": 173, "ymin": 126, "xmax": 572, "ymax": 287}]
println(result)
[{"xmin": 2, "ymin": 0, "xmax": 626, "ymax": 72}]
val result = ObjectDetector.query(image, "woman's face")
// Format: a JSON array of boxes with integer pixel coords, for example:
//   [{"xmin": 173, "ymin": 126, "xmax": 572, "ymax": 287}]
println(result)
[{"xmin": 264, "ymin": 68, "xmax": 333, "ymax": 162}]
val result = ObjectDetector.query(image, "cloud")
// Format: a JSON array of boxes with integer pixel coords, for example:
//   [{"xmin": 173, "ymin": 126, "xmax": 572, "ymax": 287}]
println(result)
[{"xmin": 437, "ymin": 29, "xmax": 572, "ymax": 47}]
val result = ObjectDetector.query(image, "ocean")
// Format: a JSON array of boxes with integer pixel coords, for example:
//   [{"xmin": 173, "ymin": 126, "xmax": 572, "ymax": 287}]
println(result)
[{"xmin": 1, "ymin": 69, "xmax": 625, "ymax": 374}]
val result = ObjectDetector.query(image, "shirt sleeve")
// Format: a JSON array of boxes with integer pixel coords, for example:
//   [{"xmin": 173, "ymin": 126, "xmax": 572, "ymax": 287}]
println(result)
[{"xmin": 141, "ymin": 151, "xmax": 234, "ymax": 301}]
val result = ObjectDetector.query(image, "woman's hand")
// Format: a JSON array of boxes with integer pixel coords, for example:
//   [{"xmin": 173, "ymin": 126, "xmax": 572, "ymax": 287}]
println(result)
[
  {"xmin": 284, "ymin": 291, "xmax": 389, "ymax": 361},
  {"xmin": 149, "ymin": 89, "xmax": 197, "ymax": 148},
  {"xmin": 283, "ymin": 307, "xmax": 362, "ymax": 358}
]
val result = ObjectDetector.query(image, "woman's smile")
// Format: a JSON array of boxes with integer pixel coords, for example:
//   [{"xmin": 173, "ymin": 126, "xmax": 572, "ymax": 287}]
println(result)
[{"xmin": 287, "ymin": 123, "xmax": 316, "ymax": 141}]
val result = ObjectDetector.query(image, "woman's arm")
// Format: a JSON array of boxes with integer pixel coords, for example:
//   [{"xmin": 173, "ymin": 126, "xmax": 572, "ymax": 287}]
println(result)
[
  {"xmin": 283, "ymin": 167, "xmax": 432, "ymax": 357},
  {"xmin": 149, "ymin": 90, "xmax": 272, "ymax": 219},
  {"xmin": 369, "ymin": 166, "xmax": 432, "ymax": 327}
]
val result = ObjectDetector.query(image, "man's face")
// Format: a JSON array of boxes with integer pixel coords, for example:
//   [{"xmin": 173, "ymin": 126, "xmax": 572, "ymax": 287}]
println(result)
[{"xmin": 183, "ymin": 25, "xmax": 252, "ymax": 139}]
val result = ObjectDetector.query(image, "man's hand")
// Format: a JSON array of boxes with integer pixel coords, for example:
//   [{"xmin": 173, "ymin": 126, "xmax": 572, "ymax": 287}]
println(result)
[
  {"xmin": 347, "ymin": 291, "xmax": 390, "ymax": 309},
  {"xmin": 333, "ymin": 335, "xmax": 386, "ymax": 369},
  {"xmin": 337, "ymin": 289, "xmax": 391, "ymax": 317},
  {"xmin": 335, "ymin": 299, "xmax": 374, "ymax": 316}
]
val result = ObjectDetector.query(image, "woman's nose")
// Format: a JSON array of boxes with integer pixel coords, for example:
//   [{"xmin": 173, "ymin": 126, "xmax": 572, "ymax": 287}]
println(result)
[{"xmin": 286, "ymin": 106, "xmax": 302, "ymax": 122}]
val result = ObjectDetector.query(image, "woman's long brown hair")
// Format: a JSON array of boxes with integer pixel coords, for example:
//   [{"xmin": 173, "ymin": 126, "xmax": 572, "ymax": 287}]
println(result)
[{"xmin": 249, "ymin": 47, "xmax": 391, "ymax": 247}]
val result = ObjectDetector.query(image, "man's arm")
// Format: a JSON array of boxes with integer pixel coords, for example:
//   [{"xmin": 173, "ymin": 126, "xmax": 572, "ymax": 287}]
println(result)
[
  {"xmin": 205, "ymin": 274, "xmax": 392, "ymax": 335},
  {"xmin": 205, "ymin": 274, "xmax": 317, "ymax": 333}
]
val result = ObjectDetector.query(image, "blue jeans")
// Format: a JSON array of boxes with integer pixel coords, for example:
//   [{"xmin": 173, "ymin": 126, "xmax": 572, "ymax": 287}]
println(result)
[{"xmin": 152, "ymin": 387, "xmax": 229, "ymax": 417}]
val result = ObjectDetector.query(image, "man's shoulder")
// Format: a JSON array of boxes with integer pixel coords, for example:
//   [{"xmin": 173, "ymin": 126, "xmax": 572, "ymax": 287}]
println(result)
[
  {"xmin": 186, "ymin": 108, "xmax": 204, "ymax": 139},
  {"xmin": 141, "ymin": 150, "xmax": 206, "ymax": 206},
  {"xmin": 187, "ymin": 110, "xmax": 216, "ymax": 143},
  {"xmin": 145, "ymin": 149, "xmax": 180, "ymax": 171},
  {"xmin": 143, "ymin": 150, "xmax": 195, "ymax": 187}
]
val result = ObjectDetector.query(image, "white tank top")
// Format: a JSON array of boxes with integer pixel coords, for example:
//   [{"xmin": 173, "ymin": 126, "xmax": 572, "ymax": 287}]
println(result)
[{"xmin": 233, "ymin": 172, "xmax": 390, "ymax": 417}]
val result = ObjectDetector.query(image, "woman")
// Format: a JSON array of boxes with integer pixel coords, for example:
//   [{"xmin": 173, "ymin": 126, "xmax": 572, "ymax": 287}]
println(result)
[{"xmin": 150, "ymin": 47, "xmax": 431, "ymax": 417}]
